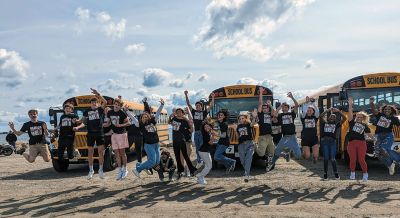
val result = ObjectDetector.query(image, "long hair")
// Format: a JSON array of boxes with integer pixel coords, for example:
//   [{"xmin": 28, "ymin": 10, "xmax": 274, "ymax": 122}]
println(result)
[
  {"xmin": 356, "ymin": 111, "xmax": 369, "ymax": 124},
  {"xmin": 237, "ymin": 114, "xmax": 251, "ymax": 124},
  {"xmin": 380, "ymin": 105, "xmax": 398, "ymax": 116}
]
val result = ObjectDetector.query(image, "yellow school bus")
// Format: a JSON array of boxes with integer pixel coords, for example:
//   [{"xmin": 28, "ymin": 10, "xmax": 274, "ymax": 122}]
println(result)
[
  {"xmin": 48, "ymin": 95, "xmax": 169, "ymax": 172},
  {"xmin": 299, "ymin": 72, "xmax": 400, "ymax": 162},
  {"xmin": 208, "ymin": 85, "xmax": 274, "ymax": 159}
]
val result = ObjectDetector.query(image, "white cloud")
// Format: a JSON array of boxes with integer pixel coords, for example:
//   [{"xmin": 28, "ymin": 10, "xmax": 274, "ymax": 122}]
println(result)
[
  {"xmin": 104, "ymin": 19, "xmax": 127, "ymax": 40},
  {"xmin": 198, "ymin": 74, "xmax": 209, "ymax": 82},
  {"xmin": 97, "ymin": 79, "xmax": 135, "ymax": 92},
  {"xmin": 304, "ymin": 59, "xmax": 315, "ymax": 69},
  {"xmin": 136, "ymin": 88, "xmax": 149, "ymax": 96},
  {"xmin": 195, "ymin": 0, "xmax": 314, "ymax": 61},
  {"xmin": 186, "ymin": 72, "xmax": 193, "ymax": 80},
  {"xmin": 65, "ymin": 85, "xmax": 79, "ymax": 95},
  {"xmin": 125, "ymin": 43, "xmax": 146, "ymax": 54},
  {"xmin": 168, "ymin": 79, "xmax": 185, "ymax": 88},
  {"xmin": 236, "ymin": 77, "xmax": 258, "ymax": 85},
  {"xmin": 142, "ymin": 68, "xmax": 172, "ymax": 88},
  {"xmin": 96, "ymin": 11, "xmax": 111, "ymax": 23},
  {"xmin": 75, "ymin": 7, "xmax": 90, "ymax": 22},
  {"xmin": 57, "ymin": 70, "xmax": 76, "ymax": 81},
  {"xmin": 0, "ymin": 48, "xmax": 29, "ymax": 87}
]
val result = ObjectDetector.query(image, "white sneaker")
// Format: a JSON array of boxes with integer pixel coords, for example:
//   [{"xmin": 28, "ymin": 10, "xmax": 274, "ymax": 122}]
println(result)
[
  {"xmin": 99, "ymin": 170, "xmax": 105, "ymax": 179},
  {"xmin": 87, "ymin": 170, "xmax": 95, "ymax": 180},
  {"xmin": 349, "ymin": 172, "xmax": 356, "ymax": 180},
  {"xmin": 116, "ymin": 169, "xmax": 123, "ymax": 181},
  {"xmin": 362, "ymin": 173, "xmax": 368, "ymax": 182},
  {"xmin": 197, "ymin": 176, "xmax": 206, "ymax": 185},
  {"xmin": 121, "ymin": 169, "xmax": 128, "ymax": 180},
  {"xmin": 132, "ymin": 168, "xmax": 141, "ymax": 179},
  {"xmin": 389, "ymin": 163, "xmax": 396, "ymax": 176}
]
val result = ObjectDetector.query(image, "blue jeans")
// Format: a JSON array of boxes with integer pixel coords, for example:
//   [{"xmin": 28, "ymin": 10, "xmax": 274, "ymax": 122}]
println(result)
[
  {"xmin": 136, "ymin": 143, "xmax": 160, "ymax": 173},
  {"xmin": 272, "ymin": 135, "xmax": 302, "ymax": 164},
  {"xmin": 321, "ymin": 137, "xmax": 338, "ymax": 173},
  {"xmin": 194, "ymin": 131, "xmax": 203, "ymax": 163},
  {"xmin": 376, "ymin": 133, "xmax": 398, "ymax": 167},
  {"xmin": 214, "ymin": 144, "xmax": 235, "ymax": 169},
  {"xmin": 238, "ymin": 140, "xmax": 254, "ymax": 176}
]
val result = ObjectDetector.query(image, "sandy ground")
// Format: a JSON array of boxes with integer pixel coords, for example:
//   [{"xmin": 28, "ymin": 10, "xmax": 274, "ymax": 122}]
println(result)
[{"xmin": 1, "ymin": 144, "xmax": 400, "ymax": 218}]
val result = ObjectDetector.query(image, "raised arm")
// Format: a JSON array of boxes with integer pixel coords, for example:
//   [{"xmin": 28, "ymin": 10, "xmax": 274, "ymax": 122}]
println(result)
[
  {"xmin": 258, "ymin": 87, "xmax": 264, "ymax": 113},
  {"xmin": 319, "ymin": 108, "xmax": 330, "ymax": 119},
  {"xmin": 332, "ymin": 108, "xmax": 347, "ymax": 125},
  {"xmin": 288, "ymin": 92, "xmax": 299, "ymax": 113},
  {"xmin": 348, "ymin": 97, "xmax": 354, "ymax": 121},
  {"xmin": 8, "ymin": 122, "xmax": 24, "ymax": 136},
  {"xmin": 311, "ymin": 101, "xmax": 320, "ymax": 117},
  {"xmin": 207, "ymin": 93, "xmax": 215, "ymax": 112},
  {"xmin": 184, "ymin": 90, "xmax": 193, "ymax": 111},
  {"xmin": 369, "ymin": 96, "xmax": 378, "ymax": 115},
  {"xmin": 250, "ymin": 109, "xmax": 258, "ymax": 127},
  {"xmin": 90, "ymin": 88, "xmax": 107, "ymax": 108},
  {"xmin": 155, "ymin": 99, "xmax": 165, "ymax": 121},
  {"xmin": 124, "ymin": 109, "xmax": 139, "ymax": 127}
]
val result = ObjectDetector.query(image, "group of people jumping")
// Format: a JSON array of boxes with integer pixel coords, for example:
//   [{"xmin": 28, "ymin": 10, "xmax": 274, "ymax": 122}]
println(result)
[{"xmin": 7, "ymin": 87, "xmax": 400, "ymax": 184}]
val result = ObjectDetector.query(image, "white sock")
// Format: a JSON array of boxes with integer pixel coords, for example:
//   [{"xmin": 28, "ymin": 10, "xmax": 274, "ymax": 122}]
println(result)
[
  {"xmin": 122, "ymin": 166, "xmax": 126, "ymax": 171},
  {"xmin": 99, "ymin": 165, "xmax": 103, "ymax": 172},
  {"xmin": 117, "ymin": 167, "xmax": 121, "ymax": 173},
  {"xmin": 89, "ymin": 165, "xmax": 94, "ymax": 172}
]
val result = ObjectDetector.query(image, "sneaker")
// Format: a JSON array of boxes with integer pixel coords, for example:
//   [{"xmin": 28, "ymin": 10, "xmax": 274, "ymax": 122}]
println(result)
[
  {"xmin": 99, "ymin": 170, "xmax": 105, "ymax": 179},
  {"xmin": 244, "ymin": 176, "xmax": 249, "ymax": 183},
  {"xmin": 362, "ymin": 173, "xmax": 368, "ymax": 182},
  {"xmin": 144, "ymin": 169, "xmax": 152, "ymax": 175},
  {"xmin": 267, "ymin": 163, "xmax": 275, "ymax": 172},
  {"xmin": 313, "ymin": 157, "xmax": 318, "ymax": 164},
  {"xmin": 116, "ymin": 169, "xmax": 124, "ymax": 181},
  {"xmin": 74, "ymin": 150, "xmax": 81, "ymax": 158},
  {"xmin": 196, "ymin": 161, "xmax": 204, "ymax": 169},
  {"xmin": 323, "ymin": 173, "xmax": 328, "ymax": 180},
  {"xmin": 87, "ymin": 170, "xmax": 95, "ymax": 180},
  {"xmin": 197, "ymin": 176, "xmax": 207, "ymax": 185},
  {"xmin": 389, "ymin": 162, "xmax": 396, "ymax": 176},
  {"xmin": 227, "ymin": 160, "xmax": 236, "ymax": 173},
  {"xmin": 176, "ymin": 172, "xmax": 183, "ymax": 180},
  {"xmin": 121, "ymin": 169, "xmax": 128, "ymax": 180},
  {"xmin": 349, "ymin": 172, "xmax": 356, "ymax": 180},
  {"xmin": 334, "ymin": 173, "xmax": 340, "ymax": 180},
  {"xmin": 186, "ymin": 171, "xmax": 191, "ymax": 177},
  {"xmin": 285, "ymin": 153, "xmax": 291, "ymax": 162},
  {"xmin": 16, "ymin": 148, "xmax": 25, "ymax": 155},
  {"xmin": 132, "ymin": 168, "xmax": 141, "ymax": 179}
]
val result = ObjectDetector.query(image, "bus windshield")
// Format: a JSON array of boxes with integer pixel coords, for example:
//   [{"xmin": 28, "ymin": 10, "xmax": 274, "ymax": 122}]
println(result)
[
  {"xmin": 211, "ymin": 97, "xmax": 270, "ymax": 122},
  {"xmin": 348, "ymin": 88, "xmax": 400, "ymax": 112}
]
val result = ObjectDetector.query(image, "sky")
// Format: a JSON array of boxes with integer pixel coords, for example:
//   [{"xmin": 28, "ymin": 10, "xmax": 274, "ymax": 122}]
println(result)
[{"xmin": 1, "ymin": 0, "xmax": 400, "ymax": 131}]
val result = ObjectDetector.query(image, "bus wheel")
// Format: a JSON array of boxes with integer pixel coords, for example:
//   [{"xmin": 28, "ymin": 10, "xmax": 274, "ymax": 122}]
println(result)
[
  {"xmin": 52, "ymin": 159, "xmax": 69, "ymax": 172},
  {"xmin": 104, "ymin": 147, "xmax": 117, "ymax": 172}
]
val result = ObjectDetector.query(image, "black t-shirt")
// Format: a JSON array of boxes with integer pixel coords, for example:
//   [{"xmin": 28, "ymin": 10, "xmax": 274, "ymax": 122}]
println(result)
[
  {"xmin": 20, "ymin": 121, "xmax": 46, "ymax": 145},
  {"xmin": 107, "ymin": 110, "xmax": 128, "ymax": 134},
  {"xmin": 103, "ymin": 117, "xmax": 112, "ymax": 134},
  {"xmin": 191, "ymin": 109, "xmax": 208, "ymax": 131},
  {"xmin": 83, "ymin": 107, "xmax": 105, "ymax": 135},
  {"xmin": 301, "ymin": 116, "xmax": 318, "ymax": 138},
  {"xmin": 140, "ymin": 118, "xmax": 159, "ymax": 144},
  {"xmin": 237, "ymin": 123, "xmax": 253, "ymax": 144},
  {"xmin": 348, "ymin": 120, "xmax": 371, "ymax": 141},
  {"xmin": 171, "ymin": 117, "xmax": 190, "ymax": 142},
  {"xmin": 375, "ymin": 113, "xmax": 400, "ymax": 134},
  {"xmin": 321, "ymin": 120, "xmax": 340, "ymax": 139},
  {"xmin": 6, "ymin": 133, "xmax": 17, "ymax": 142},
  {"xmin": 126, "ymin": 121, "xmax": 142, "ymax": 136},
  {"xmin": 217, "ymin": 121, "xmax": 229, "ymax": 146},
  {"xmin": 59, "ymin": 113, "xmax": 79, "ymax": 138},
  {"xmin": 258, "ymin": 112, "xmax": 272, "ymax": 135},
  {"xmin": 271, "ymin": 122, "xmax": 282, "ymax": 136},
  {"xmin": 278, "ymin": 111, "xmax": 297, "ymax": 136},
  {"xmin": 200, "ymin": 131, "xmax": 211, "ymax": 152}
]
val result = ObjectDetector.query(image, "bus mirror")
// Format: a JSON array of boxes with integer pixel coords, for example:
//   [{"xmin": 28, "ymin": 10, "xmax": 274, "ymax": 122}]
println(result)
[
  {"xmin": 339, "ymin": 91, "xmax": 347, "ymax": 101},
  {"xmin": 49, "ymin": 109, "xmax": 54, "ymax": 116}
]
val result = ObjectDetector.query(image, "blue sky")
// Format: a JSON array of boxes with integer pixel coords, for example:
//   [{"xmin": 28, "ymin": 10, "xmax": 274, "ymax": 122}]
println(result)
[{"xmin": 1, "ymin": 0, "xmax": 400, "ymax": 131}]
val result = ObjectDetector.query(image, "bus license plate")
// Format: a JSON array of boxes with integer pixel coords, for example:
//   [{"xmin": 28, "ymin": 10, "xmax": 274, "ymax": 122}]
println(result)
[{"xmin": 225, "ymin": 145, "xmax": 235, "ymax": 154}]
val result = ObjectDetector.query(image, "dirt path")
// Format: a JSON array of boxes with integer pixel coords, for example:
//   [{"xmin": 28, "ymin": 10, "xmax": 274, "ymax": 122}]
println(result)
[{"xmin": 1, "ymin": 149, "xmax": 400, "ymax": 218}]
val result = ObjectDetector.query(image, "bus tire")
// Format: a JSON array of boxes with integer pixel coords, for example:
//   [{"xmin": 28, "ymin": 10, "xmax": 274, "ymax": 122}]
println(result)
[
  {"xmin": 52, "ymin": 159, "xmax": 69, "ymax": 172},
  {"xmin": 103, "ymin": 147, "xmax": 117, "ymax": 172}
]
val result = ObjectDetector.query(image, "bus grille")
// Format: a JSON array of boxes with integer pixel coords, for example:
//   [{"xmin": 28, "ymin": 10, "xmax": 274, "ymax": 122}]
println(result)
[
  {"xmin": 74, "ymin": 134, "xmax": 88, "ymax": 148},
  {"xmin": 394, "ymin": 126, "xmax": 400, "ymax": 140}
]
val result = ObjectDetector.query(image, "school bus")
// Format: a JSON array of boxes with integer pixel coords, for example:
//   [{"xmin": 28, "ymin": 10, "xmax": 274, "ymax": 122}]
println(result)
[
  {"xmin": 208, "ymin": 84, "xmax": 274, "ymax": 160},
  {"xmin": 48, "ymin": 95, "xmax": 169, "ymax": 172},
  {"xmin": 298, "ymin": 72, "xmax": 400, "ymax": 162}
]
